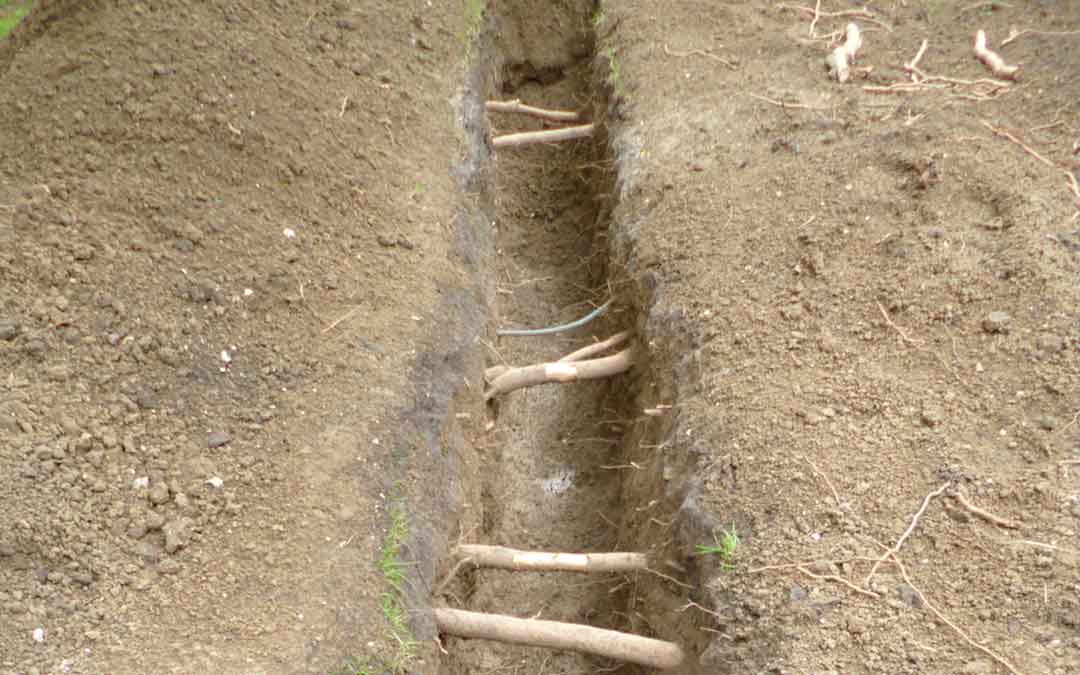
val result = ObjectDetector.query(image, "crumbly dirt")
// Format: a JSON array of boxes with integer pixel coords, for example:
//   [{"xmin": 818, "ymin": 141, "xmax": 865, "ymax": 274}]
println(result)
[
  {"xmin": 3, "ymin": 1, "xmax": 1079, "ymax": 675},
  {"xmin": 601, "ymin": 1, "xmax": 1080, "ymax": 673},
  {"xmin": 0, "ymin": 1, "xmax": 479, "ymax": 673}
]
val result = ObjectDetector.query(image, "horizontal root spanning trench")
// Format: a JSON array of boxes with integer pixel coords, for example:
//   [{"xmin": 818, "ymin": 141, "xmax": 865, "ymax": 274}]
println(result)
[
  {"xmin": 492, "ymin": 123, "xmax": 596, "ymax": 149},
  {"xmin": 434, "ymin": 608, "xmax": 685, "ymax": 670},
  {"xmin": 484, "ymin": 347, "xmax": 634, "ymax": 400},
  {"xmin": 457, "ymin": 544, "xmax": 647, "ymax": 572}
]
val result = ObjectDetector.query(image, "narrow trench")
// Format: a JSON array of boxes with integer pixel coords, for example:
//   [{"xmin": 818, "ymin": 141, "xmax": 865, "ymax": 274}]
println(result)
[{"xmin": 436, "ymin": 1, "xmax": 680, "ymax": 673}]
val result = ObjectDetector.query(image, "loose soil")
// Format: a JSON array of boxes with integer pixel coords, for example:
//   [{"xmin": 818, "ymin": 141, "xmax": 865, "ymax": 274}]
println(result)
[{"xmin": 1, "ymin": 1, "xmax": 1079, "ymax": 675}]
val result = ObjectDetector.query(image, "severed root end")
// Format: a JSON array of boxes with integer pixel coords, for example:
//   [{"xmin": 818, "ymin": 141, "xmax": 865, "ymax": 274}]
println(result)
[
  {"xmin": 974, "ymin": 30, "xmax": 1019, "ymax": 80},
  {"xmin": 825, "ymin": 23, "xmax": 862, "ymax": 83}
]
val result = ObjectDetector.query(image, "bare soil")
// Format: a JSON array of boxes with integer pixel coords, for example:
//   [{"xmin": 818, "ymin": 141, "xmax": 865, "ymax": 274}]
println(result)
[{"xmin": 2, "ymin": 1, "xmax": 1079, "ymax": 675}]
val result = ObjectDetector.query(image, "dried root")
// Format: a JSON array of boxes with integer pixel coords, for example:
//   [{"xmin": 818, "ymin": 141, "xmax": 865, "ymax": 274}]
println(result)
[
  {"xmin": 433, "ymin": 608, "xmax": 684, "ymax": 669},
  {"xmin": 825, "ymin": 22, "xmax": 862, "ymax": 83},
  {"xmin": 974, "ymin": 30, "xmax": 1019, "ymax": 80}
]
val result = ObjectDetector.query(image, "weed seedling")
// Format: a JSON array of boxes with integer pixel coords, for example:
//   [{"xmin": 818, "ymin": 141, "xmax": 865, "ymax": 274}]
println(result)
[{"xmin": 696, "ymin": 523, "xmax": 739, "ymax": 571}]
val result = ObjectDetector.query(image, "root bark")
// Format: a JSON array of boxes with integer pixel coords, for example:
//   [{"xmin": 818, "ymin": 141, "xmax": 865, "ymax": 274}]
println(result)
[{"xmin": 434, "ymin": 608, "xmax": 684, "ymax": 669}]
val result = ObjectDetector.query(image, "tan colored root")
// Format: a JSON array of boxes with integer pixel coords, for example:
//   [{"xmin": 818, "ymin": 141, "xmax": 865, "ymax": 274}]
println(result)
[
  {"xmin": 492, "ymin": 123, "xmax": 595, "ymax": 149},
  {"xmin": 747, "ymin": 93, "xmax": 827, "ymax": 110},
  {"xmin": 1001, "ymin": 27, "xmax": 1080, "ymax": 47},
  {"xmin": 559, "ymin": 331, "xmax": 633, "ymax": 363},
  {"xmin": 456, "ymin": 544, "xmax": 647, "ymax": 573},
  {"xmin": 433, "ymin": 608, "xmax": 684, "ymax": 670},
  {"xmin": 864, "ymin": 482, "xmax": 950, "ymax": 586},
  {"xmin": 485, "ymin": 99, "xmax": 582, "ymax": 123},
  {"xmin": 890, "ymin": 555, "xmax": 1025, "ymax": 675},
  {"xmin": 484, "ymin": 347, "xmax": 634, "ymax": 400},
  {"xmin": 952, "ymin": 491, "xmax": 1021, "ymax": 529},
  {"xmin": 974, "ymin": 30, "xmax": 1019, "ymax": 80},
  {"xmin": 485, "ymin": 331, "xmax": 631, "ymax": 387},
  {"xmin": 826, "ymin": 22, "xmax": 862, "ymax": 83}
]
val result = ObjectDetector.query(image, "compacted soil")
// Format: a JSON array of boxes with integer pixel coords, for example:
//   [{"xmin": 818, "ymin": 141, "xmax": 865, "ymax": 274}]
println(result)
[{"xmin": 1, "ymin": 1, "xmax": 1078, "ymax": 675}]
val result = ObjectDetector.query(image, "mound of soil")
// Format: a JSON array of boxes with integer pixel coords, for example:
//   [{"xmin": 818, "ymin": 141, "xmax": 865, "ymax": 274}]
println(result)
[
  {"xmin": 1, "ymin": 1, "xmax": 478, "ymax": 672},
  {"xmin": 603, "ymin": 1, "xmax": 1080, "ymax": 673}
]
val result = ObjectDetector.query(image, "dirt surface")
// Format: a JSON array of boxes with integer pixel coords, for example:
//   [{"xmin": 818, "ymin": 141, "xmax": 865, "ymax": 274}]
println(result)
[
  {"xmin": 600, "ymin": 1, "xmax": 1080, "ymax": 673},
  {"xmin": 0, "ymin": 1, "xmax": 479, "ymax": 673},
  {"xmin": 3, "ymin": 1, "xmax": 1080, "ymax": 674}
]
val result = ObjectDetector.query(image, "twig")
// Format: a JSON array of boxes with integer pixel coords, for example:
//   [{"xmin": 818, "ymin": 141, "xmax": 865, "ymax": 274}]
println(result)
[
  {"xmin": 877, "ymin": 301, "xmax": 923, "ymax": 346},
  {"xmin": 677, "ymin": 599, "xmax": 724, "ymax": 621},
  {"xmin": 559, "ymin": 331, "xmax": 633, "ymax": 363},
  {"xmin": 454, "ymin": 545, "xmax": 647, "ymax": 573},
  {"xmin": 890, "ymin": 555, "xmax": 1024, "ymax": 675},
  {"xmin": 321, "ymin": 306, "xmax": 361, "ymax": 334},
  {"xmin": 485, "ymin": 99, "xmax": 582, "ymax": 123},
  {"xmin": 433, "ymin": 608, "xmax": 684, "ymax": 669},
  {"xmin": 804, "ymin": 456, "xmax": 843, "ymax": 508},
  {"xmin": 981, "ymin": 121, "xmax": 1054, "ymax": 167},
  {"xmin": 662, "ymin": 44, "xmax": 736, "ymax": 69},
  {"xmin": 747, "ymin": 93, "xmax": 826, "ymax": 110},
  {"xmin": 492, "ymin": 123, "xmax": 595, "ymax": 149},
  {"xmin": 643, "ymin": 566, "xmax": 694, "ymax": 590},
  {"xmin": 1001, "ymin": 27, "xmax": 1080, "ymax": 46},
  {"xmin": 864, "ymin": 482, "xmax": 950, "ymax": 586},
  {"xmin": 905, "ymin": 39, "xmax": 928, "ymax": 80},
  {"xmin": 951, "ymin": 490, "xmax": 1022, "ymax": 529},
  {"xmin": 974, "ymin": 30, "xmax": 1019, "ymax": 80},
  {"xmin": 809, "ymin": 0, "xmax": 822, "ymax": 37},
  {"xmin": 434, "ymin": 557, "xmax": 475, "ymax": 597},
  {"xmin": 484, "ymin": 347, "xmax": 634, "ymax": 400},
  {"xmin": 497, "ymin": 299, "xmax": 612, "ymax": 337},
  {"xmin": 797, "ymin": 565, "xmax": 880, "ymax": 599},
  {"xmin": 338, "ymin": 96, "xmax": 349, "ymax": 118}
]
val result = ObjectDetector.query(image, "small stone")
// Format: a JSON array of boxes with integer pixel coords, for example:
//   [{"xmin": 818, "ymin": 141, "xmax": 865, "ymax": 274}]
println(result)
[
  {"xmin": 145, "ymin": 510, "xmax": 166, "ymax": 531},
  {"xmin": 1035, "ymin": 415, "xmax": 1058, "ymax": 431},
  {"xmin": 158, "ymin": 559, "xmax": 181, "ymax": 575},
  {"xmin": 920, "ymin": 405, "xmax": 945, "ymax": 427},
  {"xmin": 376, "ymin": 234, "xmax": 396, "ymax": 248},
  {"xmin": 163, "ymin": 517, "xmax": 193, "ymax": 554},
  {"xmin": 207, "ymin": 431, "xmax": 231, "ymax": 448},
  {"xmin": 71, "ymin": 571, "xmax": 94, "ymax": 587},
  {"xmin": 897, "ymin": 582, "xmax": 923, "ymax": 609},
  {"xmin": 1036, "ymin": 334, "xmax": 1065, "ymax": 354},
  {"xmin": 148, "ymin": 482, "xmax": 170, "ymax": 505},
  {"xmin": 127, "ymin": 520, "xmax": 149, "ymax": 540},
  {"xmin": 982, "ymin": 311, "xmax": 1011, "ymax": 334},
  {"xmin": 134, "ymin": 389, "xmax": 159, "ymax": 410},
  {"xmin": 132, "ymin": 476, "xmax": 150, "ymax": 489}
]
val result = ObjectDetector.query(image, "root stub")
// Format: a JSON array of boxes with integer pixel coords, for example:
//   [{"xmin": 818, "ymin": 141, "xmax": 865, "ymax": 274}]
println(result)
[
  {"xmin": 456, "ymin": 544, "xmax": 647, "ymax": 573},
  {"xmin": 434, "ymin": 608, "xmax": 685, "ymax": 670}
]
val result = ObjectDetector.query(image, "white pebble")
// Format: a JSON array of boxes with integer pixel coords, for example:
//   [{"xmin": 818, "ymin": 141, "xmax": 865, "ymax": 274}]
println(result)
[
  {"xmin": 32, "ymin": 628, "xmax": 45, "ymax": 643},
  {"xmin": 206, "ymin": 477, "xmax": 224, "ymax": 488}
]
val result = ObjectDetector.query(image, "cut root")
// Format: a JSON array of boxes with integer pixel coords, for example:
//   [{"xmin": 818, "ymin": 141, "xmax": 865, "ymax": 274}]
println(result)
[
  {"xmin": 492, "ymin": 124, "xmax": 595, "ymax": 149},
  {"xmin": 455, "ymin": 544, "xmax": 647, "ymax": 573},
  {"xmin": 485, "ymin": 99, "xmax": 583, "ymax": 123},
  {"xmin": 433, "ymin": 608, "xmax": 685, "ymax": 670},
  {"xmin": 825, "ymin": 22, "xmax": 862, "ymax": 83},
  {"xmin": 974, "ymin": 30, "xmax": 1019, "ymax": 80},
  {"xmin": 484, "ymin": 347, "xmax": 634, "ymax": 400}
]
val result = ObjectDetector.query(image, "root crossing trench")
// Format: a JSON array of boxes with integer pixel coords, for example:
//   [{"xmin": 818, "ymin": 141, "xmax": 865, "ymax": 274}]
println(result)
[{"xmin": 437, "ymin": 3, "xmax": 684, "ymax": 672}]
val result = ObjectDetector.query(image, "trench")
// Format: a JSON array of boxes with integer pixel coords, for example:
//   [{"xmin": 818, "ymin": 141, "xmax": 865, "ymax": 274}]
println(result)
[{"xmin": 433, "ymin": 1, "xmax": 711, "ymax": 673}]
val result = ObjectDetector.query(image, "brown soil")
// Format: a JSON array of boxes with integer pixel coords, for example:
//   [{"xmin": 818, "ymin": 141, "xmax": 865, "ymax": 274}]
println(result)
[
  {"xmin": 0, "ymin": 1, "xmax": 480, "ymax": 673},
  {"xmin": 2, "ymin": 1, "xmax": 1079, "ymax": 675}
]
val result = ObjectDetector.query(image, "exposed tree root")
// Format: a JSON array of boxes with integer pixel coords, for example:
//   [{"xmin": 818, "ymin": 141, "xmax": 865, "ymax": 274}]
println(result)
[
  {"xmin": 455, "ymin": 544, "xmax": 647, "ymax": 573},
  {"xmin": 433, "ymin": 608, "xmax": 685, "ymax": 669},
  {"xmin": 492, "ymin": 124, "xmax": 596, "ymax": 149},
  {"xmin": 559, "ymin": 330, "xmax": 633, "ymax": 363},
  {"xmin": 486, "ymin": 99, "xmax": 583, "ymax": 123}
]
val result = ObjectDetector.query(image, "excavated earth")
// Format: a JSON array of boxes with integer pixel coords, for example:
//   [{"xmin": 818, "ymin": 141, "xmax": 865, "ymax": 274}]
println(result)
[{"xmin": 2, "ymin": 1, "xmax": 1079, "ymax": 674}]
